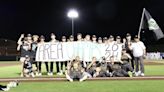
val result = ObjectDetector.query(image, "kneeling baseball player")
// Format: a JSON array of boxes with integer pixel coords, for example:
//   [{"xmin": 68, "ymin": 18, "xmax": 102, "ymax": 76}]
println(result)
[{"xmin": 23, "ymin": 55, "xmax": 35, "ymax": 77}]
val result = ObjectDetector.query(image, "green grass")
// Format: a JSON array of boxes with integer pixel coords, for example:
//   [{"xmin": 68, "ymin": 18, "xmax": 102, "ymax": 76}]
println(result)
[
  {"xmin": 2, "ymin": 80, "xmax": 164, "ymax": 92},
  {"xmin": 0, "ymin": 61, "xmax": 66, "ymax": 78},
  {"xmin": 0, "ymin": 65, "xmax": 21, "ymax": 78},
  {"xmin": 1, "ymin": 61, "xmax": 164, "ymax": 92},
  {"xmin": 0, "ymin": 61, "xmax": 164, "ymax": 78},
  {"xmin": 145, "ymin": 65, "xmax": 164, "ymax": 75}
]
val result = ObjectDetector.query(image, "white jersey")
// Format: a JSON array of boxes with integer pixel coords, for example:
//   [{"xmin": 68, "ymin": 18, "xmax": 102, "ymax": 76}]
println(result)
[{"xmin": 131, "ymin": 41, "xmax": 146, "ymax": 57}]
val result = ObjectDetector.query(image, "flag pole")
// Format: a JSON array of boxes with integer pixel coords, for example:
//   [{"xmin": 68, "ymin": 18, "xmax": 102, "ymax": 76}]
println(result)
[{"xmin": 138, "ymin": 8, "xmax": 146, "ymax": 39}]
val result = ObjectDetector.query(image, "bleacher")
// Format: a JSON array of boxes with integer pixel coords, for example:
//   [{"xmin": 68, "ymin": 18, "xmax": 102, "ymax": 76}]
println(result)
[{"xmin": 0, "ymin": 39, "xmax": 19, "ymax": 61}]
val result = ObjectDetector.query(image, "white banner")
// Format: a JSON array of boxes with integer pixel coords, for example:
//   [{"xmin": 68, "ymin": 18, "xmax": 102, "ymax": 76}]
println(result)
[{"xmin": 35, "ymin": 41, "xmax": 122, "ymax": 62}]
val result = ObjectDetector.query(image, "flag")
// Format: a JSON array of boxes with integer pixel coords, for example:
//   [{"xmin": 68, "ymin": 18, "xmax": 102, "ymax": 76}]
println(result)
[{"xmin": 142, "ymin": 8, "xmax": 164, "ymax": 40}]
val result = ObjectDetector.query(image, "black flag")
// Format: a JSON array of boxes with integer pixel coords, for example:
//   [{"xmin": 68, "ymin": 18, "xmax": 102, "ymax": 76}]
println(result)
[{"xmin": 142, "ymin": 9, "xmax": 164, "ymax": 40}]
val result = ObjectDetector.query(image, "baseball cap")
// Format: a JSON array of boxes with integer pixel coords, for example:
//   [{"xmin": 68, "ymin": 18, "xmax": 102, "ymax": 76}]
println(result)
[
  {"xmin": 126, "ymin": 33, "xmax": 131, "ymax": 37},
  {"xmin": 32, "ymin": 35, "xmax": 39, "ymax": 38},
  {"xmin": 98, "ymin": 37, "xmax": 102, "ymax": 40},
  {"xmin": 40, "ymin": 35, "xmax": 45, "ymax": 39},
  {"xmin": 116, "ymin": 36, "xmax": 121, "ymax": 39},
  {"xmin": 77, "ymin": 33, "xmax": 82, "ymax": 36},
  {"xmin": 103, "ymin": 37, "xmax": 107, "ymax": 40},
  {"xmin": 109, "ymin": 35, "xmax": 114, "ymax": 38},
  {"xmin": 134, "ymin": 35, "xmax": 139, "ymax": 39},
  {"xmin": 51, "ymin": 33, "xmax": 55, "ymax": 36},
  {"xmin": 69, "ymin": 35, "xmax": 74, "ymax": 38},
  {"xmin": 62, "ymin": 36, "xmax": 66, "ymax": 39},
  {"xmin": 92, "ymin": 35, "xmax": 96, "ymax": 38},
  {"xmin": 27, "ymin": 34, "xmax": 32, "ymax": 37}
]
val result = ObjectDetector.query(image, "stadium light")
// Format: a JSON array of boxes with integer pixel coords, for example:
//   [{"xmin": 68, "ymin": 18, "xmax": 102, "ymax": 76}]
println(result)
[{"xmin": 67, "ymin": 9, "xmax": 79, "ymax": 36}]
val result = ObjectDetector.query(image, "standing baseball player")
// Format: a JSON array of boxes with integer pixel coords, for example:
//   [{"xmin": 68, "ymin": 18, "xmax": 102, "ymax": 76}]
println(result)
[
  {"xmin": 129, "ymin": 35, "xmax": 146, "ymax": 76},
  {"xmin": 38, "ymin": 35, "xmax": 49, "ymax": 76},
  {"xmin": 49, "ymin": 33, "xmax": 59, "ymax": 76},
  {"xmin": 17, "ymin": 34, "xmax": 31, "ymax": 77},
  {"xmin": 31, "ymin": 35, "xmax": 39, "ymax": 75},
  {"xmin": 124, "ymin": 33, "xmax": 135, "ymax": 69},
  {"xmin": 60, "ymin": 36, "xmax": 67, "ymax": 75}
]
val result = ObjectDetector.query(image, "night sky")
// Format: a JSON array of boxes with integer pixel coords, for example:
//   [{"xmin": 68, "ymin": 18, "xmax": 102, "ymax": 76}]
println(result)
[{"xmin": 0, "ymin": 0, "xmax": 164, "ymax": 42}]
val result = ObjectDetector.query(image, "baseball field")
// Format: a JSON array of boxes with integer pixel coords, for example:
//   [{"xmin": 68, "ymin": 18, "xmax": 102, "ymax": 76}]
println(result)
[{"xmin": 1, "ymin": 60, "xmax": 164, "ymax": 92}]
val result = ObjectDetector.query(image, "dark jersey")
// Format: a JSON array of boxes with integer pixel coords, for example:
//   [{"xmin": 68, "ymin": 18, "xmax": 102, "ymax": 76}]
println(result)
[
  {"xmin": 89, "ymin": 61, "xmax": 100, "ymax": 71},
  {"xmin": 108, "ymin": 63, "xmax": 121, "ymax": 71},
  {"xmin": 100, "ymin": 62, "xmax": 107, "ymax": 72},
  {"xmin": 31, "ymin": 42, "xmax": 37, "ymax": 57},
  {"xmin": 125, "ymin": 40, "xmax": 134, "ymax": 54},
  {"xmin": 0, "ymin": 85, "xmax": 7, "ymax": 91},
  {"xmin": 20, "ymin": 43, "xmax": 30, "ymax": 57},
  {"xmin": 24, "ymin": 61, "xmax": 32, "ymax": 69},
  {"xmin": 31, "ymin": 42, "xmax": 37, "ymax": 52},
  {"xmin": 121, "ymin": 54, "xmax": 130, "ymax": 64},
  {"xmin": 125, "ymin": 41, "xmax": 131, "ymax": 52}
]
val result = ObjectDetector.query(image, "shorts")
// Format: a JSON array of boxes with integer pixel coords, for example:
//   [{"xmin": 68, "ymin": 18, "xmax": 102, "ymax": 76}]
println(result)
[
  {"xmin": 112, "ymin": 69, "xmax": 129, "ymax": 77},
  {"xmin": 24, "ymin": 69, "xmax": 32, "ymax": 74},
  {"xmin": 97, "ymin": 71, "xmax": 108, "ymax": 77},
  {"xmin": 69, "ymin": 71, "xmax": 84, "ymax": 80},
  {"xmin": 86, "ymin": 68, "xmax": 96, "ymax": 76}
]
